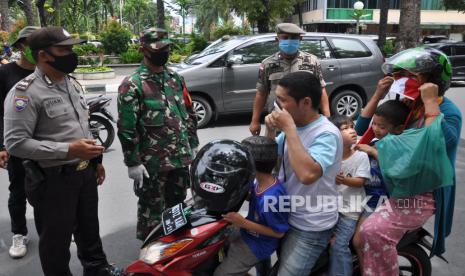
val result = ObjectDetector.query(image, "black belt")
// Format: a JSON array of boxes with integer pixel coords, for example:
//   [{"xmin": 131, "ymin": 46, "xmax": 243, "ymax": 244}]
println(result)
[{"xmin": 43, "ymin": 160, "xmax": 91, "ymax": 174}]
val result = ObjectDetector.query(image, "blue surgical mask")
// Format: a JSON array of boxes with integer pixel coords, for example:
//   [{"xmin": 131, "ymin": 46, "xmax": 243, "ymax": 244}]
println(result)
[{"xmin": 279, "ymin": 39, "xmax": 300, "ymax": 55}]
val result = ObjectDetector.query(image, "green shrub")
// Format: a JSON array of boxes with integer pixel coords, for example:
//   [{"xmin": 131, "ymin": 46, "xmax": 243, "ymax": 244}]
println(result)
[
  {"xmin": 128, "ymin": 43, "xmax": 140, "ymax": 51},
  {"xmin": 213, "ymin": 22, "xmax": 243, "ymax": 40},
  {"xmin": 188, "ymin": 33, "xmax": 208, "ymax": 53},
  {"xmin": 75, "ymin": 66, "xmax": 113, "ymax": 73},
  {"xmin": 73, "ymin": 44, "xmax": 104, "ymax": 56},
  {"xmin": 383, "ymin": 40, "xmax": 395, "ymax": 57},
  {"xmin": 120, "ymin": 49, "xmax": 143, "ymax": 63},
  {"xmin": 78, "ymin": 56, "xmax": 99, "ymax": 66},
  {"xmin": 100, "ymin": 20, "xmax": 132, "ymax": 55},
  {"xmin": 169, "ymin": 52, "xmax": 183, "ymax": 63}
]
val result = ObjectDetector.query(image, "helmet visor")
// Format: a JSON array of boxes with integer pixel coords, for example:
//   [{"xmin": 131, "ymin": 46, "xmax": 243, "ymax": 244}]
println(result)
[{"xmin": 382, "ymin": 47, "xmax": 437, "ymax": 75}]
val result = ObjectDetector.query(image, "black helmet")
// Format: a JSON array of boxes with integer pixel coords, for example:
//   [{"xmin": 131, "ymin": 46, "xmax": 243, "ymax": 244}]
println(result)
[
  {"xmin": 190, "ymin": 139, "xmax": 255, "ymax": 214},
  {"xmin": 382, "ymin": 47, "xmax": 452, "ymax": 95}
]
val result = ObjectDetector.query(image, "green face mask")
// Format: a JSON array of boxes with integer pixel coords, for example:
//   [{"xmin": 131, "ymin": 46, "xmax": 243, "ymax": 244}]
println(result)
[{"xmin": 23, "ymin": 46, "xmax": 36, "ymax": 65}]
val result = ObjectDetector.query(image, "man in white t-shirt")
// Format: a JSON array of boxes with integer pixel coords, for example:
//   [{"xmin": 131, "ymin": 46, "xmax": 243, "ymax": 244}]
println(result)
[
  {"xmin": 265, "ymin": 71, "xmax": 343, "ymax": 276},
  {"xmin": 328, "ymin": 115, "xmax": 370, "ymax": 276}
]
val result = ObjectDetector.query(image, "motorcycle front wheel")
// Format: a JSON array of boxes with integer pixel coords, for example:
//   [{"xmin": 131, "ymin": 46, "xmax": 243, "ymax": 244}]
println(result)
[{"xmin": 89, "ymin": 115, "xmax": 115, "ymax": 150}]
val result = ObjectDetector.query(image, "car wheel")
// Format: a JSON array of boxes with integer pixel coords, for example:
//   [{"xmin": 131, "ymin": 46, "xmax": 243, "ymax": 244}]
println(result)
[
  {"xmin": 192, "ymin": 95, "xmax": 213, "ymax": 128},
  {"xmin": 330, "ymin": 90, "xmax": 363, "ymax": 118}
]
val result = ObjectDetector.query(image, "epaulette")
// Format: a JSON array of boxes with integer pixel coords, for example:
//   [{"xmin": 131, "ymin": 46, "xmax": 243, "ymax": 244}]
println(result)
[
  {"xmin": 15, "ymin": 74, "xmax": 36, "ymax": 91},
  {"xmin": 68, "ymin": 75, "xmax": 85, "ymax": 94}
]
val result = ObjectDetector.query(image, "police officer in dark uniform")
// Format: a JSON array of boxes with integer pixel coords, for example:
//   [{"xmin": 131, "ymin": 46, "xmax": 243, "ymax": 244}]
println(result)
[{"xmin": 3, "ymin": 27, "xmax": 122, "ymax": 276}]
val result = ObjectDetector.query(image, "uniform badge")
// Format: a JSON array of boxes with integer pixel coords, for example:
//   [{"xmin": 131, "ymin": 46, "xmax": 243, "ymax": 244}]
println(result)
[{"xmin": 14, "ymin": 96, "xmax": 29, "ymax": 112}]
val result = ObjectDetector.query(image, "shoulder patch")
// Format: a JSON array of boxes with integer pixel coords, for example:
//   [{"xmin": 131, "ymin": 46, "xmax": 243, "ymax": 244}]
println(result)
[
  {"xmin": 15, "ymin": 75, "xmax": 36, "ymax": 91},
  {"xmin": 14, "ymin": 95, "xmax": 29, "ymax": 112}
]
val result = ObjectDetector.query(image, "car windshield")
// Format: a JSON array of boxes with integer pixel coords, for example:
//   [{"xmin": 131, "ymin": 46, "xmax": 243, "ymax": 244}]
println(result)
[{"xmin": 184, "ymin": 37, "xmax": 248, "ymax": 65}]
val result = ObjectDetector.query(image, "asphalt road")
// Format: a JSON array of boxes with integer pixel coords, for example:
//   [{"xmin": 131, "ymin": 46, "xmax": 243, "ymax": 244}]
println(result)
[{"xmin": 0, "ymin": 87, "xmax": 464, "ymax": 276}]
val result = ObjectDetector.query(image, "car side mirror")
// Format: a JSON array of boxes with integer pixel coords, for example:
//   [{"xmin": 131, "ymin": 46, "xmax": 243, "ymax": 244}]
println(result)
[{"xmin": 226, "ymin": 54, "xmax": 244, "ymax": 67}]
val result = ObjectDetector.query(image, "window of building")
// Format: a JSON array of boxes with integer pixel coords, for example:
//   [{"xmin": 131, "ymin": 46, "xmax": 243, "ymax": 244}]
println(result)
[
  {"xmin": 329, "ymin": 38, "xmax": 372, "ymax": 58},
  {"xmin": 328, "ymin": 0, "xmax": 409, "ymax": 10},
  {"xmin": 421, "ymin": 0, "xmax": 444, "ymax": 10},
  {"xmin": 300, "ymin": 39, "xmax": 333, "ymax": 59},
  {"xmin": 300, "ymin": 0, "xmax": 320, "ymax": 12}
]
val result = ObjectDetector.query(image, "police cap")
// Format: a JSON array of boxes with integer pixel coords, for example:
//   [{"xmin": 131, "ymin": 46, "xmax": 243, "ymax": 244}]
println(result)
[
  {"xmin": 276, "ymin": 23, "xmax": 305, "ymax": 35},
  {"xmin": 140, "ymin": 28, "xmax": 172, "ymax": 51},
  {"xmin": 27, "ymin": 27, "xmax": 85, "ymax": 50}
]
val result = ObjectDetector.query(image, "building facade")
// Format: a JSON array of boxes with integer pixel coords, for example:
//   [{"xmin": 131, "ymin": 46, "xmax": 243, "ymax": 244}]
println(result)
[{"xmin": 293, "ymin": 0, "xmax": 465, "ymax": 40}]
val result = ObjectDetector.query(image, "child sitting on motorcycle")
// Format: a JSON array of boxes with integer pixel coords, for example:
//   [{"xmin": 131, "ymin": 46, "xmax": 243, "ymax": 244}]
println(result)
[
  {"xmin": 355, "ymin": 47, "xmax": 462, "ymax": 275},
  {"xmin": 351, "ymin": 99, "xmax": 410, "ymax": 269},
  {"xmin": 213, "ymin": 136, "xmax": 289, "ymax": 276},
  {"xmin": 328, "ymin": 115, "xmax": 371, "ymax": 276}
]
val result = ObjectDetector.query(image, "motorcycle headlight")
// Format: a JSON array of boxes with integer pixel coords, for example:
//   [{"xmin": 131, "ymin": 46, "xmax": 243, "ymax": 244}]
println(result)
[{"xmin": 139, "ymin": 238, "xmax": 193, "ymax": 265}]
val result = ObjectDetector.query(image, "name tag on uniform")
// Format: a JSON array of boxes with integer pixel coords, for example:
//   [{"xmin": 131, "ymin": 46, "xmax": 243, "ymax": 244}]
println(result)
[{"xmin": 44, "ymin": 97, "xmax": 68, "ymax": 118}]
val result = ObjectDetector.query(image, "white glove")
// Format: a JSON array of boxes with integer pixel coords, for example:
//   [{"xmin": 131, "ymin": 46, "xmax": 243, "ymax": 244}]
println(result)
[{"xmin": 128, "ymin": 164, "xmax": 149, "ymax": 188}]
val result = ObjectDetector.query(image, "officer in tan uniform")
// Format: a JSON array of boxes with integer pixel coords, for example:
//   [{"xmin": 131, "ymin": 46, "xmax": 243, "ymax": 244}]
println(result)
[
  {"xmin": 3, "ymin": 27, "xmax": 122, "ymax": 276},
  {"xmin": 249, "ymin": 23, "xmax": 330, "ymax": 135}
]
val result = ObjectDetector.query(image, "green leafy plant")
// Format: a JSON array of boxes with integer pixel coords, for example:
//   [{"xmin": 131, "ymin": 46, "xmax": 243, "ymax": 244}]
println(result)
[
  {"xmin": 100, "ymin": 20, "xmax": 132, "ymax": 55},
  {"xmin": 120, "ymin": 49, "xmax": 144, "ymax": 63},
  {"xmin": 75, "ymin": 66, "xmax": 113, "ymax": 73},
  {"xmin": 212, "ymin": 21, "xmax": 243, "ymax": 40},
  {"xmin": 73, "ymin": 44, "xmax": 104, "ymax": 56},
  {"xmin": 169, "ymin": 52, "xmax": 183, "ymax": 63},
  {"xmin": 187, "ymin": 33, "xmax": 208, "ymax": 53},
  {"xmin": 383, "ymin": 40, "xmax": 395, "ymax": 57}
]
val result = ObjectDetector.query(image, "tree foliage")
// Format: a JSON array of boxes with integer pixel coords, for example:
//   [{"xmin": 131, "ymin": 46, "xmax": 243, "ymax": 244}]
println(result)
[
  {"xmin": 232, "ymin": 0, "xmax": 300, "ymax": 33},
  {"xmin": 100, "ymin": 19, "xmax": 132, "ymax": 55},
  {"xmin": 443, "ymin": 0, "xmax": 465, "ymax": 12}
]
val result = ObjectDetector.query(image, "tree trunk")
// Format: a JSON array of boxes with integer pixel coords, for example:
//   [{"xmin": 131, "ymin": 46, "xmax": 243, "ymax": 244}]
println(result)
[
  {"xmin": 36, "ymin": 0, "xmax": 47, "ymax": 26},
  {"xmin": 53, "ymin": 0, "xmax": 61, "ymax": 26},
  {"xmin": 297, "ymin": 3, "xmax": 303, "ymax": 28},
  {"xmin": 396, "ymin": 0, "xmax": 421, "ymax": 52},
  {"xmin": 104, "ymin": 0, "xmax": 114, "ymax": 17},
  {"xmin": 18, "ymin": 0, "xmax": 36, "ymax": 26},
  {"xmin": 157, "ymin": 0, "xmax": 165, "ymax": 29},
  {"xmin": 0, "ymin": 0, "xmax": 10, "ymax": 31},
  {"xmin": 256, "ymin": 0, "xmax": 270, "ymax": 33},
  {"xmin": 257, "ymin": 16, "xmax": 269, "ymax": 33},
  {"xmin": 377, "ymin": 0, "xmax": 389, "ymax": 53}
]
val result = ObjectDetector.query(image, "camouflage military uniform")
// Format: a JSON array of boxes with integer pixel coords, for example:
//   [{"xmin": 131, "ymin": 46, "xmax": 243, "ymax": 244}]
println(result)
[
  {"xmin": 257, "ymin": 50, "xmax": 326, "ymax": 112},
  {"xmin": 117, "ymin": 63, "xmax": 199, "ymax": 240}
]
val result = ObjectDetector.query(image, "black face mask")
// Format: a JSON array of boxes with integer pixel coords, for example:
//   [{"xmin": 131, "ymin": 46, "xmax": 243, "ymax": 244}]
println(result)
[
  {"xmin": 147, "ymin": 51, "xmax": 169, "ymax": 66},
  {"xmin": 46, "ymin": 51, "xmax": 78, "ymax": 74}
]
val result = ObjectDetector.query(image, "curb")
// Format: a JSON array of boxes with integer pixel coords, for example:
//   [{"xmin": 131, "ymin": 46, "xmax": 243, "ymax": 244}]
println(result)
[{"xmin": 83, "ymin": 83, "xmax": 119, "ymax": 94}]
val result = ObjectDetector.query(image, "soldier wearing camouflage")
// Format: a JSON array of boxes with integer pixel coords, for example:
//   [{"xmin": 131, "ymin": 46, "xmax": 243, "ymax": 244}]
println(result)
[
  {"xmin": 117, "ymin": 27, "xmax": 199, "ymax": 240},
  {"xmin": 249, "ymin": 23, "xmax": 330, "ymax": 136}
]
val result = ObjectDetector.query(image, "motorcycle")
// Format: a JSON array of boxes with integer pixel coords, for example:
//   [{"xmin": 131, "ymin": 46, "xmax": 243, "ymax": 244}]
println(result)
[
  {"xmin": 124, "ymin": 201, "xmax": 437, "ymax": 276},
  {"xmin": 124, "ymin": 139, "xmax": 440, "ymax": 276},
  {"xmin": 87, "ymin": 94, "xmax": 116, "ymax": 149}
]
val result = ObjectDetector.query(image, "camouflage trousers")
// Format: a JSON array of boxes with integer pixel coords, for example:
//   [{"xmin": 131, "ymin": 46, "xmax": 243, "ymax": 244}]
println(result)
[{"xmin": 134, "ymin": 167, "xmax": 189, "ymax": 240}]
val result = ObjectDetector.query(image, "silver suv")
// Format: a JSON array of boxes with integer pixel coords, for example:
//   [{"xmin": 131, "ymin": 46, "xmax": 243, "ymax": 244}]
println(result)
[{"xmin": 170, "ymin": 33, "xmax": 384, "ymax": 128}]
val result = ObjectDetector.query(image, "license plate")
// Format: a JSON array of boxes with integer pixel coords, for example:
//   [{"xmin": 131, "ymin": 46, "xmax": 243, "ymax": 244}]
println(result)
[{"xmin": 162, "ymin": 203, "xmax": 188, "ymax": 235}]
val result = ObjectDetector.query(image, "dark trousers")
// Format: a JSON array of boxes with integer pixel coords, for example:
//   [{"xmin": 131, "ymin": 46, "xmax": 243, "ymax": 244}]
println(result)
[
  {"xmin": 34, "ymin": 164, "xmax": 108, "ymax": 276},
  {"xmin": 7, "ymin": 155, "xmax": 28, "ymax": 236}
]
